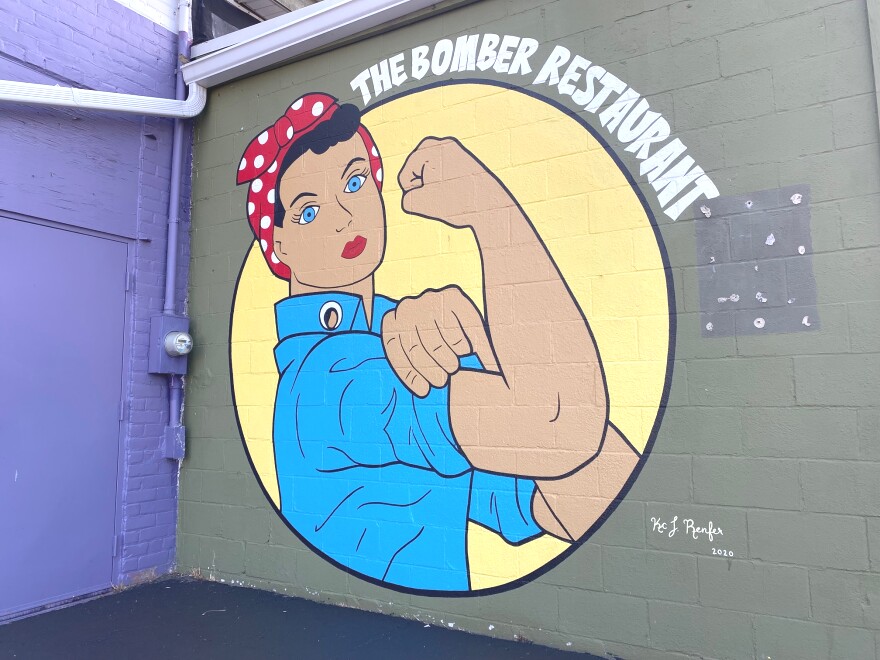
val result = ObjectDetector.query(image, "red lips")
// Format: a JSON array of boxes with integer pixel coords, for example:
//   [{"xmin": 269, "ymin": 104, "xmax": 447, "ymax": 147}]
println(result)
[{"xmin": 341, "ymin": 235, "xmax": 367, "ymax": 259}]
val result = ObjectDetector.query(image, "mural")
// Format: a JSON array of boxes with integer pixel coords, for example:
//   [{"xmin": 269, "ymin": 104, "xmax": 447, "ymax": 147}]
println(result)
[{"xmin": 231, "ymin": 82, "xmax": 674, "ymax": 594}]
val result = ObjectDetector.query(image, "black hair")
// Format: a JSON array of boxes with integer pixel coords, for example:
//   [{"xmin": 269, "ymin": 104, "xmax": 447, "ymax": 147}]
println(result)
[{"xmin": 273, "ymin": 103, "xmax": 362, "ymax": 227}]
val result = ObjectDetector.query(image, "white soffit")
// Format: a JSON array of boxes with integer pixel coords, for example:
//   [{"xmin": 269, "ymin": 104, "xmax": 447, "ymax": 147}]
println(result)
[
  {"xmin": 183, "ymin": 0, "xmax": 439, "ymax": 88},
  {"xmin": 235, "ymin": 0, "xmax": 291, "ymax": 21}
]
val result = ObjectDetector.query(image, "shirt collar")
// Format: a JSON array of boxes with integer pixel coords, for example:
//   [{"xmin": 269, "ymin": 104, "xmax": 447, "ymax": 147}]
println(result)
[{"xmin": 275, "ymin": 292, "xmax": 367, "ymax": 338}]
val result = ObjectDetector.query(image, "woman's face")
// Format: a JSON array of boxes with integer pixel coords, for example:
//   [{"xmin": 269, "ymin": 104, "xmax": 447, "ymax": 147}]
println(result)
[{"xmin": 274, "ymin": 134, "xmax": 385, "ymax": 289}]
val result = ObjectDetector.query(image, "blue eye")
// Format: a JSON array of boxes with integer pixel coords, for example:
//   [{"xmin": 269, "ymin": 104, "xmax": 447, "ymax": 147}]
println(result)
[
  {"xmin": 299, "ymin": 205, "xmax": 319, "ymax": 225},
  {"xmin": 345, "ymin": 174, "xmax": 366, "ymax": 193}
]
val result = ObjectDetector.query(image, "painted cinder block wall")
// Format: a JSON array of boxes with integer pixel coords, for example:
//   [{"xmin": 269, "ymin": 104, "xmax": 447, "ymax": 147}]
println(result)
[
  {"xmin": 0, "ymin": 0, "xmax": 190, "ymax": 582},
  {"xmin": 180, "ymin": 0, "xmax": 880, "ymax": 657}
]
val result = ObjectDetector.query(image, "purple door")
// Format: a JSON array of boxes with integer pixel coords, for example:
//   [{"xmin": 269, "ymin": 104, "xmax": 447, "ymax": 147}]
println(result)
[{"xmin": 0, "ymin": 216, "xmax": 127, "ymax": 617}]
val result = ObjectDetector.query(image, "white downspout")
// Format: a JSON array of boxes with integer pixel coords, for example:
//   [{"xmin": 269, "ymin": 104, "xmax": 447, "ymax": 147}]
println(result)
[
  {"xmin": 866, "ymin": 0, "xmax": 880, "ymax": 136},
  {"xmin": 0, "ymin": 78, "xmax": 206, "ymax": 118},
  {"xmin": 0, "ymin": 0, "xmax": 205, "ymax": 122}
]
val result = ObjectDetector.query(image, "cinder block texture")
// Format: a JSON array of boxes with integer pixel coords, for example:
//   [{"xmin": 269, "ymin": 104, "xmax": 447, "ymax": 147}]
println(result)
[
  {"xmin": 1, "ymin": 0, "xmax": 186, "ymax": 586},
  {"xmin": 181, "ymin": 0, "xmax": 880, "ymax": 657}
]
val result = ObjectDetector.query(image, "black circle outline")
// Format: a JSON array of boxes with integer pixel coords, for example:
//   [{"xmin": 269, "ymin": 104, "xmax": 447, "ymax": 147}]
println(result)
[
  {"xmin": 319, "ymin": 300, "xmax": 343, "ymax": 330},
  {"xmin": 227, "ymin": 78, "xmax": 677, "ymax": 597}
]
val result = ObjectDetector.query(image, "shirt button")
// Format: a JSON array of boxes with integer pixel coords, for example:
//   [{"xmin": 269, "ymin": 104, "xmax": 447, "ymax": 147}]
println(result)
[{"xmin": 319, "ymin": 301, "xmax": 343, "ymax": 330}]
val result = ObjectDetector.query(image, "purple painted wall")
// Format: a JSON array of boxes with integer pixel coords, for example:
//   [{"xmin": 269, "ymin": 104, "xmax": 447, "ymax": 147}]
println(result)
[{"xmin": 0, "ymin": 0, "xmax": 190, "ymax": 585}]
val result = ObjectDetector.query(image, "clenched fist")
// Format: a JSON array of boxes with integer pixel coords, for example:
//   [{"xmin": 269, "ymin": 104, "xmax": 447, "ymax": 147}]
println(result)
[
  {"xmin": 397, "ymin": 137, "xmax": 512, "ymax": 228},
  {"xmin": 381, "ymin": 285, "xmax": 495, "ymax": 397}
]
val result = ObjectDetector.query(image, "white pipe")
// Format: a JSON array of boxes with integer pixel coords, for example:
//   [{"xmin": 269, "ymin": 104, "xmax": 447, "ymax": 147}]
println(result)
[
  {"xmin": 867, "ymin": 0, "xmax": 880, "ymax": 137},
  {"xmin": 0, "ymin": 79, "xmax": 207, "ymax": 118},
  {"xmin": 178, "ymin": 0, "xmax": 192, "ymax": 37}
]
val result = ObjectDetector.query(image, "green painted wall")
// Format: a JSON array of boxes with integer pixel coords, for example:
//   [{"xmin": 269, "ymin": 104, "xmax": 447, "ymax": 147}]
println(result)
[{"xmin": 181, "ymin": 0, "xmax": 880, "ymax": 657}]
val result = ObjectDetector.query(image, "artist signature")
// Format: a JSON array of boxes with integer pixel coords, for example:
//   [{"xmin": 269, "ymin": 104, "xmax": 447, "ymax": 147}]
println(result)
[{"xmin": 650, "ymin": 515, "xmax": 723, "ymax": 542}]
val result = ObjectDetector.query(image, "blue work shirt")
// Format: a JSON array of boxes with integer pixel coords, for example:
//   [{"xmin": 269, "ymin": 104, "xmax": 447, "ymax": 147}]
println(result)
[{"xmin": 273, "ymin": 292, "xmax": 541, "ymax": 591}]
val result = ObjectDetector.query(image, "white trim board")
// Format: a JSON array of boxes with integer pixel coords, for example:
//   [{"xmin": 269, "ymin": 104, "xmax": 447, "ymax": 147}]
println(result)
[{"xmin": 182, "ymin": 0, "xmax": 456, "ymax": 87}]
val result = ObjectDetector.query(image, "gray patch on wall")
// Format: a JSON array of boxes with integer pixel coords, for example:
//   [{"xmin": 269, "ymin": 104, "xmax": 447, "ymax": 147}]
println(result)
[{"xmin": 694, "ymin": 185, "xmax": 819, "ymax": 337}]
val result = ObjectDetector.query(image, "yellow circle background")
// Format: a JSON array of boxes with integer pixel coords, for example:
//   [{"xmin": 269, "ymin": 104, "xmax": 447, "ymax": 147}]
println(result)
[{"xmin": 231, "ymin": 84, "xmax": 670, "ymax": 590}]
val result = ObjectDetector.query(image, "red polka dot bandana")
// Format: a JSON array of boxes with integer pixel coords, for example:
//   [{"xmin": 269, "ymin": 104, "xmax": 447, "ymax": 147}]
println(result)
[{"xmin": 236, "ymin": 93, "xmax": 383, "ymax": 280}]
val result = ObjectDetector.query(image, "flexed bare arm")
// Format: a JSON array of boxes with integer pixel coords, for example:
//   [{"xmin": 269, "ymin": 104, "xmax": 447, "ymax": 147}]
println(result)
[
  {"xmin": 385, "ymin": 137, "xmax": 638, "ymax": 541},
  {"xmin": 392, "ymin": 137, "xmax": 607, "ymax": 474}
]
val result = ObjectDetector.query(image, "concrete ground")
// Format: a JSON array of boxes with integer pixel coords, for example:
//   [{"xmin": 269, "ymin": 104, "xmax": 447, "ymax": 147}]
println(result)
[{"xmin": 0, "ymin": 577, "xmax": 604, "ymax": 659}]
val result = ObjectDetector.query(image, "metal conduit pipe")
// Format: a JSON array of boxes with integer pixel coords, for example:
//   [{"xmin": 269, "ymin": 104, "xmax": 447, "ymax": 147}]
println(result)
[
  {"xmin": 164, "ymin": 8, "xmax": 192, "ymax": 318},
  {"xmin": 163, "ymin": 0, "xmax": 196, "ymax": 458}
]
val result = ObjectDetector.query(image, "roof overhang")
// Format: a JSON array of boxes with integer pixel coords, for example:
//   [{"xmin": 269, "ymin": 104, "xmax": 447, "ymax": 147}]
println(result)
[{"xmin": 182, "ymin": 0, "xmax": 451, "ymax": 88}]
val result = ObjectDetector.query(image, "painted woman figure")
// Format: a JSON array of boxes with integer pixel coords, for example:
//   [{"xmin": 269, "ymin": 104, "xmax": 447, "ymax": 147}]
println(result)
[{"xmin": 237, "ymin": 93, "xmax": 639, "ymax": 591}]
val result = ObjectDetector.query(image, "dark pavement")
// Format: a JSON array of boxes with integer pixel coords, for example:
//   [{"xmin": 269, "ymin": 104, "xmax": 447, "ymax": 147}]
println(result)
[{"xmin": 0, "ymin": 577, "xmax": 604, "ymax": 659}]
